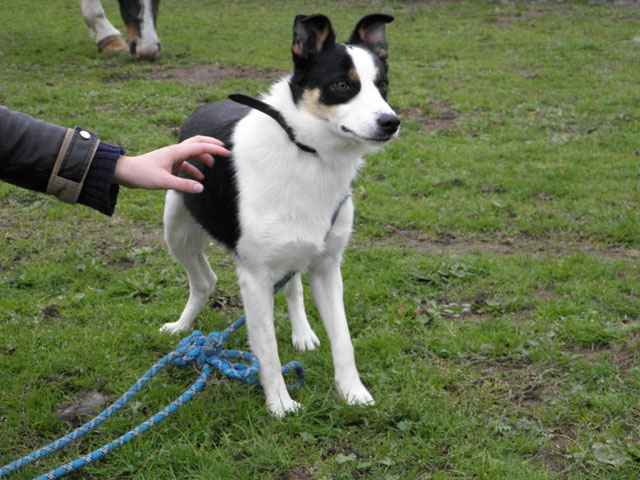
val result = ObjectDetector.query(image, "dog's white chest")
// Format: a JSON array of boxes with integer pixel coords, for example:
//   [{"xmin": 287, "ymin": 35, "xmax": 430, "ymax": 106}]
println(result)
[
  {"xmin": 236, "ymin": 203, "xmax": 333, "ymax": 273},
  {"xmin": 232, "ymin": 117, "xmax": 357, "ymax": 275}
]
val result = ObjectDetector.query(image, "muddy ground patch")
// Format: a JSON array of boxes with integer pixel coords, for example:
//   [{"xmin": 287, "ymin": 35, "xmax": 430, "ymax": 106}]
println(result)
[{"xmin": 150, "ymin": 64, "xmax": 286, "ymax": 85}]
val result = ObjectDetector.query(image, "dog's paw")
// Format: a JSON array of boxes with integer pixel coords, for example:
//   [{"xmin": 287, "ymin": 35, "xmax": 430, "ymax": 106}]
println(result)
[
  {"xmin": 160, "ymin": 321, "xmax": 189, "ymax": 335},
  {"xmin": 291, "ymin": 327, "xmax": 320, "ymax": 353},
  {"xmin": 268, "ymin": 398, "xmax": 302, "ymax": 418},
  {"xmin": 337, "ymin": 381, "xmax": 375, "ymax": 407}
]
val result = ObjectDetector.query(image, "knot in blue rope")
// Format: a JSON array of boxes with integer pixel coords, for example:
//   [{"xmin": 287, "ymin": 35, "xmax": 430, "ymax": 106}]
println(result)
[
  {"xmin": 172, "ymin": 330, "xmax": 224, "ymax": 370},
  {"xmin": 171, "ymin": 330, "xmax": 261, "ymax": 385}
]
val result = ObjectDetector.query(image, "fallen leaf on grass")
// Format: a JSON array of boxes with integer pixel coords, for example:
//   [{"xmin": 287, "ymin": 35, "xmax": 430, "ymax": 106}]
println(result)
[
  {"xmin": 397, "ymin": 420, "xmax": 413, "ymax": 433},
  {"xmin": 592, "ymin": 442, "xmax": 630, "ymax": 466},
  {"xmin": 299, "ymin": 432, "xmax": 315, "ymax": 442},
  {"xmin": 336, "ymin": 453, "xmax": 357, "ymax": 464}
]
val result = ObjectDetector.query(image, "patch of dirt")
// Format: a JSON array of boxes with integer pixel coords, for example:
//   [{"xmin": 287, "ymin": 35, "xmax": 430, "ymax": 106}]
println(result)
[
  {"xmin": 102, "ymin": 72, "xmax": 134, "ymax": 83},
  {"xmin": 276, "ymin": 466, "xmax": 316, "ymax": 480},
  {"xmin": 108, "ymin": 256, "xmax": 135, "ymax": 271},
  {"xmin": 42, "ymin": 304, "xmax": 64, "ymax": 321},
  {"xmin": 514, "ymin": 386, "xmax": 544, "ymax": 403},
  {"xmin": 572, "ymin": 345, "xmax": 638, "ymax": 372},
  {"xmin": 491, "ymin": 8, "xmax": 572, "ymax": 25},
  {"xmin": 104, "ymin": 217, "xmax": 164, "ymax": 250},
  {"xmin": 150, "ymin": 64, "xmax": 286, "ymax": 85},
  {"xmin": 398, "ymin": 100, "xmax": 459, "ymax": 132},
  {"xmin": 209, "ymin": 291, "xmax": 242, "ymax": 310},
  {"xmin": 361, "ymin": 225, "xmax": 640, "ymax": 260},
  {"xmin": 470, "ymin": 358, "xmax": 563, "ymax": 409},
  {"xmin": 404, "ymin": 0, "xmax": 462, "ymax": 10},
  {"xmin": 361, "ymin": 226, "xmax": 514, "ymax": 256},
  {"xmin": 588, "ymin": 0, "xmax": 640, "ymax": 5},
  {"xmin": 470, "ymin": 340, "xmax": 640, "ymax": 409}
]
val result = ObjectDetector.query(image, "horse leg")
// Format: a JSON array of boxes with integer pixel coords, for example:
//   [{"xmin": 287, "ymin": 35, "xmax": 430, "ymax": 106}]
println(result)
[{"xmin": 80, "ymin": 0, "xmax": 127, "ymax": 52}]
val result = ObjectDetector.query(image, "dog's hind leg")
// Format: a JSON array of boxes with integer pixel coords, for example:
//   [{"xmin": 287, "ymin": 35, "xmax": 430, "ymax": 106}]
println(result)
[
  {"xmin": 161, "ymin": 191, "xmax": 217, "ymax": 334},
  {"xmin": 285, "ymin": 273, "xmax": 320, "ymax": 352}
]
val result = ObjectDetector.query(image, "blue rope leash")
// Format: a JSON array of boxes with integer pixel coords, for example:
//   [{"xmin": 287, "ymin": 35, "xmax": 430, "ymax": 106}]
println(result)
[
  {"xmin": 1, "ymin": 192, "xmax": 350, "ymax": 480},
  {"xmin": 0, "ymin": 315, "xmax": 304, "ymax": 480}
]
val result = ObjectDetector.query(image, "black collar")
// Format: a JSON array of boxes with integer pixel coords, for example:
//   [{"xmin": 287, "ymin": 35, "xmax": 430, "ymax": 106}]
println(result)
[{"xmin": 228, "ymin": 93, "xmax": 317, "ymax": 155}]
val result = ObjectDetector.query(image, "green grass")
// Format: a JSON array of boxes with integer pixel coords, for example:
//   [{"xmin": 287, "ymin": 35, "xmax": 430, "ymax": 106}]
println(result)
[{"xmin": 2, "ymin": 1, "xmax": 640, "ymax": 478}]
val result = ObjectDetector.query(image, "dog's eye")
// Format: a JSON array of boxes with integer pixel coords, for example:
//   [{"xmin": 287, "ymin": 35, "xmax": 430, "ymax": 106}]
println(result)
[
  {"xmin": 378, "ymin": 81, "xmax": 388, "ymax": 93},
  {"xmin": 334, "ymin": 81, "xmax": 350, "ymax": 91}
]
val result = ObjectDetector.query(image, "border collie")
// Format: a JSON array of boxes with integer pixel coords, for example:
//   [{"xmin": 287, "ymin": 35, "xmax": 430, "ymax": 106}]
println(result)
[{"xmin": 161, "ymin": 13, "xmax": 399, "ymax": 417}]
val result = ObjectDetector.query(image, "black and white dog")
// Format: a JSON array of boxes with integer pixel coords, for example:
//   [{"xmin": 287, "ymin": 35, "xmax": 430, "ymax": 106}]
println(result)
[{"xmin": 162, "ymin": 14, "xmax": 400, "ymax": 416}]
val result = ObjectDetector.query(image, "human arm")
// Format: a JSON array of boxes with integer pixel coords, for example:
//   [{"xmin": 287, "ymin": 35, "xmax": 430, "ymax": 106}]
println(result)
[
  {"xmin": 0, "ymin": 107, "xmax": 229, "ymax": 215},
  {"xmin": 0, "ymin": 106, "xmax": 98, "ymax": 202}
]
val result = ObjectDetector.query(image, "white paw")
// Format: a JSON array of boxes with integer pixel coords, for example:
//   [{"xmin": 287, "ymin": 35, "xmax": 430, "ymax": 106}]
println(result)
[
  {"xmin": 267, "ymin": 398, "xmax": 302, "ymax": 418},
  {"xmin": 160, "ymin": 321, "xmax": 190, "ymax": 335},
  {"xmin": 291, "ymin": 327, "xmax": 320, "ymax": 353},
  {"xmin": 337, "ymin": 381, "xmax": 375, "ymax": 406}
]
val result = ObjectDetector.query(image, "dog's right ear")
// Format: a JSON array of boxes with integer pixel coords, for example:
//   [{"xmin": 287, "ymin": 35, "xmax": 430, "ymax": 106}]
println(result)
[
  {"xmin": 348, "ymin": 14, "xmax": 394, "ymax": 60},
  {"xmin": 291, "ymin": 14, "xmax": 335, "ymax": 63}
]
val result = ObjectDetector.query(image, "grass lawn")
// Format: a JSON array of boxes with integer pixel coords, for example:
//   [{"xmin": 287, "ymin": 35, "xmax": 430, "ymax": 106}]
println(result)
[{"xmin": 1, "ymin": 1, "xmax": 640, "ymax": 478}]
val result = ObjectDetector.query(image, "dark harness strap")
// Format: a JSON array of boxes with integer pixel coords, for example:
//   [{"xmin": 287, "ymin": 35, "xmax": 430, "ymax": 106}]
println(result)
[{"xmin": 228, "ymin": 93, "xmax": 317, "ymax": 155}]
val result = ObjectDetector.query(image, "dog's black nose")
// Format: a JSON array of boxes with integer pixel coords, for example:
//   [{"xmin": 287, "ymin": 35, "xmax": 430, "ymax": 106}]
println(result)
[{"xmin": 377, "ymin": 113, "xmax": 400, "ymax": 135}]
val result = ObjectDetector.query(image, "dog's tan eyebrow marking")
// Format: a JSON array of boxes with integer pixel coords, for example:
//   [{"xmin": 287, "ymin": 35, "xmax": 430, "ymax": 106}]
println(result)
[{"xmin": 349, "ymin": 68, "xmax": 359, "ymax": 81}]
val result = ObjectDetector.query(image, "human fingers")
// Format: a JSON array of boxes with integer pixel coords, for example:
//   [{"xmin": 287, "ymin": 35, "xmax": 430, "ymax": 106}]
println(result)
[
  {"xmin": 180, "ymin": 135, "xmax": 225, "ymax": 147},
  {"xmin": 195, "ymin": 152, "xmax": 216, "ymax": 168},
  {"xmin": 163, "ymin": 174, "xmax": 205, "ymax": 194},
  {"xmin": 168, "ymin": 142, "xmax": 230, "ymax": 165},
  {"xmin": 177, "ymin": 160, "xmax": 206, "ymax": 180}
]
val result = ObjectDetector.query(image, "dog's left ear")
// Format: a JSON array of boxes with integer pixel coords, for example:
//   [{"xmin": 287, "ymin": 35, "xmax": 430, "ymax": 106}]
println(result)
[
  {"xmin": 348, "ymin": 14, "xmax": 394, "ymax": 60},
  {"xmin": 292, "ymin": 14, "xmax": 336, "ymax": 63}
]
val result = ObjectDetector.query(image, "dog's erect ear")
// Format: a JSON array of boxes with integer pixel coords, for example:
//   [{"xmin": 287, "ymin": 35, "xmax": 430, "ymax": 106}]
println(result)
[
  {"xmin": 348, "ymin": 14, "xmax": 394, "ymax": 60},
  {"xmin": 292, "ymin": 14, "xmax": 335, "ymax": 62}
]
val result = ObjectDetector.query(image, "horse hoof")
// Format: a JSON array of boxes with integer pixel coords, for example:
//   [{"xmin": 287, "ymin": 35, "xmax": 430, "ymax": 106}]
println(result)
[{"xmin": 97, "ymin": 34, "xmax": 128, "ymax": 52}]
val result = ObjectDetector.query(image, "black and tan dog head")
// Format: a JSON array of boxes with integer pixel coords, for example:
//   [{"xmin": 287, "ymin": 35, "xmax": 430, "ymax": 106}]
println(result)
[{"xmin": 289, "ymin": 14, "xmax": 400, "ymax": 145}]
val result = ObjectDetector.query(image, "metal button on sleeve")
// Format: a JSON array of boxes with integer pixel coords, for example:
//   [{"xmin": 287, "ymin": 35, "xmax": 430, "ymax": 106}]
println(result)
[{"xmin": 80, "ymin": 130, "xmax": 91, "ymax": 140}]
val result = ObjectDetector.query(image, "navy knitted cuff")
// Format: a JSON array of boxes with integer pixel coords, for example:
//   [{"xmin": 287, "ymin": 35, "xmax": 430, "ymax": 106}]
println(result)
[{"xmin": 77, "ymin": 142, "xmax": 125, "ymax": 216}]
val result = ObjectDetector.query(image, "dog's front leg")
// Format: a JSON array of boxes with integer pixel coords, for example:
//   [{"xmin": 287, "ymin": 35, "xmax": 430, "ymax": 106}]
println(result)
[
  {"xmin": 309, "ymin": 255, "xmax": 374, "ymax": 406},
  {"xmin": 236, "ymin": 266, "xmax": 301, "ymax": 417}
]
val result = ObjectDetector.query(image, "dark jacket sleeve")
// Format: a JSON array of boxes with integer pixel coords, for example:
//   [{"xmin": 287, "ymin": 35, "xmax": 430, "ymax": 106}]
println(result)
[{"xmin": 0, "ymin": 106, "xmax": 124, "ymax": 215}]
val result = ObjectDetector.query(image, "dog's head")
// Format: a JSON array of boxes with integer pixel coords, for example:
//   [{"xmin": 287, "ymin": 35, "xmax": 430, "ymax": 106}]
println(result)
[{"xmin": 289, "ymin": 14, "xmax": 399, "ymax": 147}]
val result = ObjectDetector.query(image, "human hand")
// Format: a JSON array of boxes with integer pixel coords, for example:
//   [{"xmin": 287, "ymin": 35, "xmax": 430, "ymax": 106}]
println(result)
[{"xmin": 113, "ymin": 136, "xmax": 230, "ymax": 193}]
